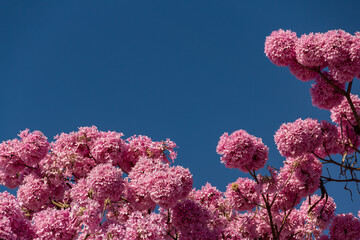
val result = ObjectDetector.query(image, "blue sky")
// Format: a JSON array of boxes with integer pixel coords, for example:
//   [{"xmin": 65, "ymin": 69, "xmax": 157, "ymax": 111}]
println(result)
[{"xmin": 1, "ymin": 1, "xmax": 359, "ymax": 215}]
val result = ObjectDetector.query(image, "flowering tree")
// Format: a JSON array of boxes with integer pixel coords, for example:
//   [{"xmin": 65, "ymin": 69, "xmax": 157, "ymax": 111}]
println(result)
[{"xmin": 1, "ymin": 29, "xmax": 360, "ymax": 239}]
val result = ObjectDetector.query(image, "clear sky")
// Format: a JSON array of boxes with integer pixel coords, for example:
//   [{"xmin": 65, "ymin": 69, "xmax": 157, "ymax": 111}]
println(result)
[{"xmin": 1, "ymin": 1, "xmax": 359, "ymax": 216}]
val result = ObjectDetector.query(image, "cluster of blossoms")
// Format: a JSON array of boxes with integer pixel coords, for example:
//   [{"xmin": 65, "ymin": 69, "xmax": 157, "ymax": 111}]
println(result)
[{"xmin": 1, "ymin": 29, "xmax": 360, "ymax": 239}]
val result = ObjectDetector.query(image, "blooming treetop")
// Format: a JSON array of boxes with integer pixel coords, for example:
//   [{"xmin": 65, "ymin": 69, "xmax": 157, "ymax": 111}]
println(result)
[{"xmin": 1, "ymin": 29, "xmax": 360, "ymax": 239}]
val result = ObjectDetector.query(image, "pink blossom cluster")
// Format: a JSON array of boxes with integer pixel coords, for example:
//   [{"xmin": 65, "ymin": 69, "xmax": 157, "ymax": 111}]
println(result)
[
  {"xmin": 2, "ymin": 126, "xmax": 358, "ymax": 239},
  {"xmin": 264, "ymin": 28, "xmax": 360, "ymax": 239},
  {"xmin": 216, "ymin": 129, "xmax": 269, "ymax": 172},
  {"xmin": 274, "ymin": 118, "xmax": 323, "ymax": 157},
  {"xmin": 266, "ymin": 29, "xmax": 360, "ymax": 159},
  {"xmin": 0, "ymin": 28, "xmax": 360, "ymax": 239},
  {"xmin": 0, "ymin": 127, "xmax": 193, "ymax": 239},
  {"xmin": 265, "ymin": 29, "xmax": 360, "ymax": 83}
]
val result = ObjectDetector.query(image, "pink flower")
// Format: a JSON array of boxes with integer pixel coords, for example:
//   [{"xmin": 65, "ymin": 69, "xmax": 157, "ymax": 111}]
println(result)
[
  {"xmin": 265, "ymin": 29, "xmax": 297, "ymax": 66},
  {"xmin": 336, "ymin": 125, "xmax": 360, "ymax": 154},
  {"xmin": 0, "ymin": 138, "xmax": 25, "ymax": 175},
  {"xmin": 288, "ymin": 60, "xmax": 318, "ymax": 81},
  {"xmin": 189, "ymin": 182, "xmax": 224, "ymax": 209},
  {"xmin": 106, "ymin": 201, "xmax": 134, "ymax": 223},
  {"xmin": 314, "ymin": 121, "xmax": 343, "ymax": 157},
  {"xmin": 331, "ymin": 94, "xmax": 360, "ymax": 128},
  {"xmin": 300, "ymin": 194, "xmax": 336, "ymax": 231},
  {"xmin": 18, "ymin": 129, "xmax": 50, "ymax": 166},
  {"xmin": 0, "ymin": 170, "xmax": 22, "ymax": 189},
  {"xmin": 0, "ymin": 191, "xmax": 35, "ymax": 240},
  {"xmin": 189, "ymin": 183, "xmax": 229, "ymax": 234},
  {"xmin": 104, "ymin": 222, "xmax": 126, "ymax": 239},
  {"xmin": 222, "ymin": 213, "xmax": 259, "ymax": 239},
  {"xmin": 273, "ymin": 155, "xmax": 322, "ymax": 210},
  {"xmin": 124, "ymin": 135, "xmax": 177, "ymax": 172},
  {"xmin": 350, "ymin": 32, "xmax": 360, "ymax": 78},
  {"xmin": 322, "ymin": 30, "xmax": 353, "ymax": 66},
  {"xmin": 295, "ymin": 32, "xmax": 326, "ymax": 68},
  {"xmin": 51, "ymin": 126, "xmax": 100, "ymax": 178},
  {"xmin": 171, "ymin": 199, "xmax": 217, "ymax": 240},
  {"xmin": 274, "ymin": 118, "xmax": 323, "ymax": 157},
  {"xmin": 310, "ymin": 72, "xmax": 345, "ymax": 110},
  {"xmin": 73, "ymin": 199, "xmax": 102, "ymax": 233},
  {"xmin": 329, "ymin": 60, "xmax": 359, "ymax": 83},
  {"xmin": 33, "ymin": 208, "xmax": 80, "ymax": 240},
  {"xmin": 329, "ymin": 213, "xmax": 360, "ymax": 240},
  {"xmin": 124, "ymin": 212, "xmax": 167, "ymax": 240},
  {"xmin": 128, "ymin": 156, "xmax": 193, "ymax": 209},
  {"xmin": 225, "ymin": 177, "xmax": 259, "ymax": 212},
  {"xmin": 90, "ymin": 130, "xmax": 125, "ymax": 165},
  {"xmin": 86, "ymin": 163, "xmax": 125, "ymax": 203},
  {"xmin": 217, "ymin": 129, "xmax": 268, "ymax": 172},
  {"xmin": 149, "ymin": 165, "xmax": 193, "ymax": 209},
  {"xmin": 127, "ymin": 157, "xmax": 164, "ymax": 211},
  {"xmin": 17, "ymin": 173, "xmax": 51, "ymax": 212}
]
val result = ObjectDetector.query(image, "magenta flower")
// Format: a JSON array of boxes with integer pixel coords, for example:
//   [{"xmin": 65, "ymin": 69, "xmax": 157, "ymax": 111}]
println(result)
[
  {"xmin": 0, "ymin": 170, "xmax": 21, "ymax": 189},
  {"xmin": 149, "ymin": 165, "xmax": 193, "ymax": 209},
  {"xmin": 17, "ymin": 173, "xmax": 51, "ymax": 212},
  {"xmin": 124, "ymin": 212, "xmax": 167, "ymax": 240},
  {"xmin": 274, "ymin": 118, "xmax": 323, "ymax": 158},
  {"xmin": 0, "ymin": 191, "xmax": 35, "ymax": 240},
  {"xmin": 300, "ymin": 194, "xmax": 336, "ymax": 231},
  {"xmin": 18, "ymin": 129, "xmax": 50, "ymax": 167},
  {"xmin": 314, "ymin": 121, "xmax": 343, "ymax": 157},
  {"xmin": 329, "ymin": 213, "xmax": 360, "ymax": 240},
  {"xmin": 189, "ymin": 182, "xmax": 224, "ymax": 209},
  {"xmin": 222, "ymin": 213, "xmax": 259, "ymax": 239},
  {"xmin": 124, "ymin": 135, "xmax": 177, "ymax": 171},
  {"xmin": 86, "ymin": 163, "xmax": 125, "ymax": 203},
  {"xmin": 331, "ymin": 94, "xmax": 360, "ymax": 128},
  {"xmin": 288, "ymin": 60, "xmax": 318, "ymax": 81},
  {"xmin": 265, "ymin": 29, "xmax": 297, "ymax": 66},
  {"xmin": 90, "ymin": 130, "xmax": 125, "ymax": 165},
  {"xmin": 310, "ymin": 72, "xmax": 345, "ymax": 110},
  {"xmin": 273, "ymin": 155, "xmax": 322, "ymax": 210},
  {"xmin": 217, "ymin": 129, "xmax": 268, "ymax": 172},
  {"xmin": 171, "ymin": 199, "xmax": 217, "ymax": 240},
  {"xmin": 225, "ymin": 177, "xmax": 259, "ymax": 212},
  {"xmin": 295, "ymin": 32, "xmax": 326, "ymax": 68},
  {"xmin": 322, "ymin": 30, "xmax": 353, "ymax": 66},
  {"xmin": 350, "ymin": 32, "xmax": 360, "ymax": 78},
  {"xmin": 51, "ymin": 126, "xmax": 101, "ymax": 178},
  {"xmin": 33, "ymin": 208, "xmax": 79, "ymax": 240},
  {"xmin": 0, "ymin": 138, "xmax": 25, "ymax": 176}
]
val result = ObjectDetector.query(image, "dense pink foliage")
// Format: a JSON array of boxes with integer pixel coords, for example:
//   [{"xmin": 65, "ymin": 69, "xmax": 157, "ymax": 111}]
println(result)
[
  {"xmin": 300, "ymin": 195, "xmax": 336, "ymax": 231},
  {"xmin": 1, "ymin": 28, "xmax": 360, "ymax": 239},
  {"xmin": 274, "ymin": 118, "xmax": 323, "ymax": 157},
  {"xmin": 329, "ymin": 213, "xmax": 360, "ymax": 240},
  {"xmin": 86, "ymin": 163, "xmax": 125, "ymax": 203},
  {"xmin": 18, "ymin": 129, "xmax": 50, "ymax": 167},
  {"xmin": 350, "ymin": 32, "xmax": 360, "ymax": 78},
  {"xmin": 33, "ymin": 208, "xmax": 79, "ymax": 240},
  {"xmin": 0, "ymin": 191, "xmax": 35, "ymax": 239},
  {"xmin": 0, "ymin": 138, "xmax": 25, "ymax": 176},
  {"xmin": 331, "ymin": 94, "xmax": 360, "ymax": 128},
  {"xmin": 288, "ymin": 61, "xmax": 318, "ymax": 81},
  {"xmin": 17, "ymin": 173, "xmax": 51, "ymax": 212},
  {"xmin": 171, "ymin": 199, "xmax": 217, "ymax": 240},
  {"xmin": 295, "ymin": 32, "xmax": 325, "ymax": 68},
  {"xmin": 225, "ymin": 177, "xmax": 259, "ymax": 211},
  {"xmin": 264, "ymin": 29, "xmax": 297, "ymax": 66},
  {"xmin": 216, "ymin": 129, "xmax": 268, "ymax": 172},
  {"xmin": 273, "ymin": 155, "xmax": 322, "ymax": 210},
  {"xmin": 310, "ymin": 72, "xmax": 345, "ymax": 110},
  {"xmin": 314, "ymin": 120, "xmax": 343, "ymax": 157}
]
